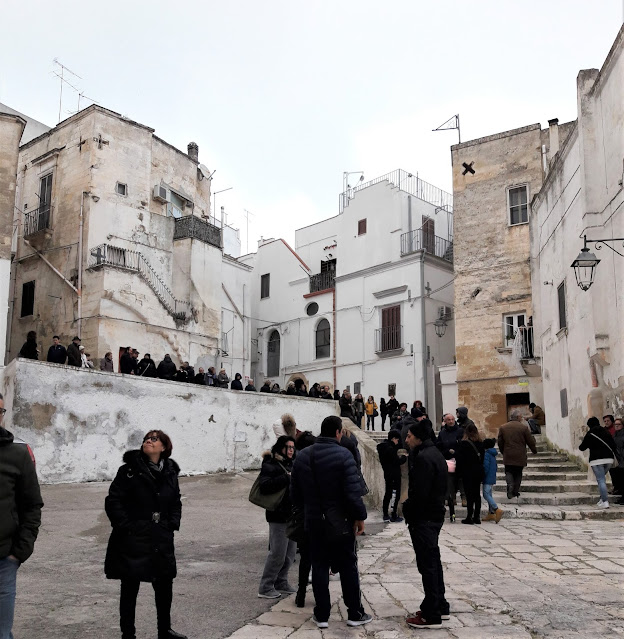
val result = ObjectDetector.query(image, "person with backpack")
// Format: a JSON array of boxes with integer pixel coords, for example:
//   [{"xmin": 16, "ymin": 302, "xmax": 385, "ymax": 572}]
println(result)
[
  {"xmin": 377, "ymin": 429, "xmax": 407, "ymax": 522},
  {"xmin": 482, "ymin": 439, "xmax": 503, "ymax": 523},
  {"xmin": 455, "ymin": 424, "xmax": 484, "ymax": 525}
]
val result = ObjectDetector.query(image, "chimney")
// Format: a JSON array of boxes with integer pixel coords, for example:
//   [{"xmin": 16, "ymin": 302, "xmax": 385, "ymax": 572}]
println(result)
[
  {"xmin": 548, "ymin": 118, "xmax": 559, "ymax": 159},
  {"xmin": 187, "ymin": 141, "xmax": 199, "ymax": 163}
]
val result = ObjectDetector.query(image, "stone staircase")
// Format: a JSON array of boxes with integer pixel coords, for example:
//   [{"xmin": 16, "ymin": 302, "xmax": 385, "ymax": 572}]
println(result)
[{"xmin": 364, "ymin": 428, "xmax": 624, "ymax": 520}]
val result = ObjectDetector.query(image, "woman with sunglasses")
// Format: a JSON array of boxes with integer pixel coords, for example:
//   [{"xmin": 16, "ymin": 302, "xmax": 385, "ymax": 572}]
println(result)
[
  {"xmin": 105, "ymin": 430, "xmax": 186, "ymax": 639},
  {"xmin": 257, "ymin": 435, "xmax": 297, "ymax": 599}
]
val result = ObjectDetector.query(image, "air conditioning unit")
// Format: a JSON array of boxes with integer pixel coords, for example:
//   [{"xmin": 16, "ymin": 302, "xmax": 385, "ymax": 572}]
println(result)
[
  {"xmin": 438, "ymin": 305, "xmax": 453, "ymax": 320},
  {"xmin": 153, "ymin": 185, "xmax": 168, "ymax": 203}
]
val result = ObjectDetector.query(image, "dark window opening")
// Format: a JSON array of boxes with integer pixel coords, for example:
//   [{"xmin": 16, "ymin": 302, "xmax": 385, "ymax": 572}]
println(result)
[
  {"xmin": 560, "ymin": 389, "xmax": 568, "ymax": 418},
  {"xmin": 260, "ymin": 273, "xmax": 270, "ymax": 299},
  {"xmin": 506, "ymin": 392, "xmax": 530, "ymax": 421},
  {"xmin": 21, "ymin": 281, "xmax": 35, "ymax": 317},
  {"xmin": 39, "ymin": 174, "xmax": 53, "ymax": 212},
  {"xmin": 306, "ymin": 302, "xmax": 319, "ymax": 316},
  {"xmin": 557, "ymin": 282, "xmax": 567, "ymax": 330},
  {"xmin": 316, "ymin": 318, "xmax": 330, "ymax": 359},
  {"xmin": 354, "ymin": 382, "xmax": 361, "ymax": 395},
  {"xmin": 116, "ymin": 182, "xmax": 128, "ymax": 196},
  {"xmin": 358, "ymin": 219, "xmax": 367, "ymax": 235},
  {"xmin": 267, "ymin": 330, "xmax": 280, "ymax": 377}
]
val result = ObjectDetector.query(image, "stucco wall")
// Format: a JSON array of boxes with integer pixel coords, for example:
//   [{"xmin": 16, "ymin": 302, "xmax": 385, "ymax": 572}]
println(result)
[{"xmin": 2, "ymin": 359, "xmax": 339, "ymax": 484}]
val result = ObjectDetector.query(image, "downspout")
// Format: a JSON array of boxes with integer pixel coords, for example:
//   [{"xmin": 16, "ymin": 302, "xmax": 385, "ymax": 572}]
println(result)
[
  {"xmin": 78, "ymin": 191, "xmax": 86, "ymax": 337},
  {"xmin": 332, "ymin": 287, "xmax": 337, "ymax": 392},
  {"xmin": 420, "ymin": 251, "xmax": 428, "ymax": 408}
]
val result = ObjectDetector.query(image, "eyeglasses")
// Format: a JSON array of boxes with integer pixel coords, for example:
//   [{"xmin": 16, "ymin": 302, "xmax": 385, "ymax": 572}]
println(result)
[
  {"xmin": 0, "ymin": 408, "xmax": 6, "ymax": 415},
  {"xmin": 143, "ymin": 435, "xmax": 160, "ymax": 443},
  {"xmin": 285, "ymin": 444, "xmax": 295, "ymax": 450}
]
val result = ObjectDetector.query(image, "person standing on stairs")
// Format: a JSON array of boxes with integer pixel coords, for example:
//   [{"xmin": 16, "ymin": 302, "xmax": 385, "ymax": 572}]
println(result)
[
  {"xmin": 497, "ymin": 409, "xmax": 538, "ymax": 503},
  {"xmin": 482, "ymin": 439, "xmax": 504, "ymax": 523},
  {"xmin": 579, "ymin": 416, "xmax": 618, "ymax": 509},
  {"xmin": 455, "ymin": 424, "xmax": 484, "ymax": 525}
]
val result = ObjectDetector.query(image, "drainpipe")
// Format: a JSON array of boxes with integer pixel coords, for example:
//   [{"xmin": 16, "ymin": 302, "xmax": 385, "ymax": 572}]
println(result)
[
  {"xmin": 332, "ymin": 287, "xmax": 337, "ymax": 392},
  {"xmin": 420, "ymin": 251, "xmax": 428, "ymax": 408},
  {"xmin": 78, "ymin": 192, "xmax": 87, "ymax": 337}
]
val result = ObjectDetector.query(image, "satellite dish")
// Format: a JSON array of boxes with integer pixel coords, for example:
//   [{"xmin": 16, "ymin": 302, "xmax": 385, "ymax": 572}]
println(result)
[{"xmin": 198, "ymin": 164, "xmax": 213, "ymax": 180}]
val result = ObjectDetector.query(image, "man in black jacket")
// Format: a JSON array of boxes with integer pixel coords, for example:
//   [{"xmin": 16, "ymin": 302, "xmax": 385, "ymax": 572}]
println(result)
[
  {"xmin": 157, "ymin": 355, "xmax": 177, "ymax": 380},
  {"xmin": 46, "ymin": 335, "xmax": 67, "ymax": 364},
  {"xmin": 291, "ymin": 415, "xmax": 372, "ymax": 629},
  {"xmin": 377, "ymin": 429, "xmax": 407, "ymax": 522},
  {"xmin": 120, "ymin": 348, "xmax": 137, "ymax": 375},
  {"xmin": 137, "ymin": 353, "xmax": 157, "ymax": 378},
  {"xmin": 66, "ymin": 336, "xmax": 82, "ymax": 366},
  {"xmin": 0, "ymin": 393, "xmax": 44, "ymax": 639},
  {"xmin": 386, "ymin": 395, "xmax": 400, "ymax": 423},
  {"xmin": 402, "ymin": 421, "xmax": 449, "ymax": 630}
]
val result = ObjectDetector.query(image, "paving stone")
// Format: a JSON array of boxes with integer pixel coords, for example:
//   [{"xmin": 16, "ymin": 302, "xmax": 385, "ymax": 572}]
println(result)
[
  {"xmin": 257, "ymin": 610, "xmax": 309, "ymax": 627},
  {"xmin": 227, "ymin": 624, "xmax": 293, "ymax": 638},
  {"xmin": 450, "ymin": 626, "xmax": 532, "ymax": 638}
]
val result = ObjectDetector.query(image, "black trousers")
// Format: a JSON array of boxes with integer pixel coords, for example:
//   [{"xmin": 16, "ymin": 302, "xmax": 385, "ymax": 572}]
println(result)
[
  {"xmin": 505, "ymin": 465, "xmax": 524, "ymax": 497},
  {"xmin": 463, "ymin": 477, "xmax": 481, "ymax": 521},
  {"xmin": 408, "ymin": 522, "xmax": 447, "ymax": 622},
  {"xmin": 610, "ymin": 467, "xmax": 624, "ymax": 493},
  {"xmin": 297, "ymin": 540, "xmax": 312, "ymax": 596},
  {"xmin": 120, "ymin": 578, "xmax": 172, "ymax": 637},
  {"xmin": 382, "ymin": 474, "xmax": 401, "ymax": 517},
  {"xmin": 309, "ymin": 530, "xmax": 363, "ymax": 622}
]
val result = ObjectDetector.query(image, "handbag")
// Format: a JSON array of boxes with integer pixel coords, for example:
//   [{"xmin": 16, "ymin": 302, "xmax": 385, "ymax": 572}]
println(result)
[
  {"xmin": 589, "ymin": 432, "xmax": 620, "ymax": 469},
  {"xmin": 248, "ymin": 461, "xmax": 289, "ymax": 511},
  {"xmin": 310, "ymin": 447, "xmax": 353, "ymax": 542},
  {"xmin": 373, "ymin": 409, "xmax": 379, "ymax": 418},
  {"xmin": 286, "ymin": 507, "xmax": 305, "ymax": 543}
]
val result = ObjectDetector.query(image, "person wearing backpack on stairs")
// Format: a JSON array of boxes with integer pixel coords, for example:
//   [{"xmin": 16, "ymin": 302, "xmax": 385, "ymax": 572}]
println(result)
[{"xmin": 482, "ymin": 439, "xmax": 504, "ymax": 523}]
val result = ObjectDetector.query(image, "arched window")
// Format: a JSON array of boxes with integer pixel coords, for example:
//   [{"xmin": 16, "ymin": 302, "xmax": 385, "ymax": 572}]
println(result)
[
  {"xmin": 267, "ymin": 330, "xmax": 280, "ymax": 377},
  {"xmin": 316, "ymin": 318, "xmax": 330, "ymax": 359}
]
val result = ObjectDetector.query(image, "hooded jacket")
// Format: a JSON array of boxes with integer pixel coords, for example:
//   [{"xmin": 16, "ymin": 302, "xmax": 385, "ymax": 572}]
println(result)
[
  {"xmin": 483, "ymin": 447, "xmax": 498, "ymax": 485},
  {"xmin": 231, "ymin": 374, "xmax": 243, "ymax": 390},
  {"xmin": 104, "ymin": 450, "xmax": 181, "ymax": 582},
  {"xmin": 0, "ymin": 427, "xmax": 43, "ymax": 563},
  {"xmin": 456, "ymin": 407, "xmax": 476, "ymax": 430},
  {"xmin": 156, "ymin": 355, "xmax": 177, "ymax": 380},
  {"xmin": 258, "ymin": 452, "xmax": 293, "ymax": 523},
  {"xmin": 403, "ymin": 439, "xmax": 447, "ymax": 524},
  {"xmin": 137, "ymin": 357, "xmax": 157, "ymax": 378}
]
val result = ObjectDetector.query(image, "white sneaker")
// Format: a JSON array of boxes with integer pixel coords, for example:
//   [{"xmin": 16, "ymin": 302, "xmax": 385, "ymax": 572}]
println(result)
[
  {"xmin": 597, "ymin": 499, "xmax": 604, "ymax": 506},
  {"xmin": 597, "ymin": 501, "xmax": 610, "ymax": 509}
]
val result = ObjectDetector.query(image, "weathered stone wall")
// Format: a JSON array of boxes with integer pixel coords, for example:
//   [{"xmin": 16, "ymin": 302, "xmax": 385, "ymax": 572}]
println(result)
[
  {"xmin": 452, "ymin": 125, "xmax": 545, "ymax": 433},
  {"xmin": 2, "ymin": 359, "xmax": 339, "ymax": 484}
]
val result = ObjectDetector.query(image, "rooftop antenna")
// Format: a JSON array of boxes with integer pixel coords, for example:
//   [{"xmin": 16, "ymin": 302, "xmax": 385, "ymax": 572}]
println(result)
[
  {"xmin": 243, "ymin": 209, "xmax": 255, "ymax": 253},
  {"xmin": 52, "ymin": 59, "xmax": 83, "ymax": 123},
  {"xmin": 432, "ymin": 114, "xmax": 461, "ymax": 144}
]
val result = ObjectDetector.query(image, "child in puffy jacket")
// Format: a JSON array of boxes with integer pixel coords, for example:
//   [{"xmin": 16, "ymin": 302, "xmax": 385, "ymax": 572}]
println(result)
[{"xmin": 482, "ymin": 439, "xmax": 504, "ymax": 523}]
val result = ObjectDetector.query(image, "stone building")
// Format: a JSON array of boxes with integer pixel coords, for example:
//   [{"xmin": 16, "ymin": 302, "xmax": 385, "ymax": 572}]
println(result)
[
  {"xmin": 7, "ymin": 104, "xmax": 238, "ymax": 369},
  {"xmin": 530, "ymin": 24, "xmax": 624, "ymax": 455}
]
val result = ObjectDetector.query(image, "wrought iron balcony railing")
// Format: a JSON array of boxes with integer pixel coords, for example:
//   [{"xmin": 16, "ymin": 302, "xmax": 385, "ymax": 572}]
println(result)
[
  {"xmin": 400, "ymin": 228, "xmax": 453, "ymax": 263},
  {"xmin": 173, "ymin": 215, "xmax": 221, "ymax": 248},
  {"xmin": 374, "ymin": 325, "xmax": 403, "ymax": 353},
  {"xmin": 309, "ymin": 271, "xmax": 335, "ymax": 293},
  {"xmin": 513, "ymin": 325, "xmax": 538, "ymax": 360},
  {"xmin": 24, "ymin": 206, "xmax": 52, "ymax": 238}
]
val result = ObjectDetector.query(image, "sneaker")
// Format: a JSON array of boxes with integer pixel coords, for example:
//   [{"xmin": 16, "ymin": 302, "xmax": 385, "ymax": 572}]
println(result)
[
  {"xmin": 390, "ymin": 515, "xmax": 404, "ymax": 523},
  {"xmin": 258, "ymin": 590, "xmax": 282, "ymax": 599},
  {"xmin": 346, "ymin": 611, "xmax": 373, "ymax": 627},
  {"xmin": 449, "ymin": 513, "xmax": 456, "ymax": 523},
  {"xmin": 406, "ymin": 612, "xmax": 442, "ymax": 628},
  {"xmin": 494, "ymin": 508, "xmax": 504, "ymax": 523},
  {"xmin": 597, "ymin": 501, "xmax": 610, "ymax": 509},
  {"xmin": 383, "ymin": 514, "xmax": 391, "ymax": 522},
  {"xmin": 313, "ymin": 616, "xmax": 328, "ymax": 629},
  {"xmin": 276, "ymin": 583, "xmax": 297, "ymax": 593},
  {"xmin": 422, "ymin": 608, "xmax": 451, "ymax": 621},
  {"xmin": 597, "ymin": 499, "xmax": 605, "ymax": 506}
]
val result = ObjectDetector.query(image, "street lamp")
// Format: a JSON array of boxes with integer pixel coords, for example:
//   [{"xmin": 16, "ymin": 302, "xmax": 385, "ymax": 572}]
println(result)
[
  {"xmin": 571, "ymin": 234, "xmax": 624, "ymax": 291},
  {"xmin": 434, "ymin": 318, "xmax": 447, "ymax": 338}
]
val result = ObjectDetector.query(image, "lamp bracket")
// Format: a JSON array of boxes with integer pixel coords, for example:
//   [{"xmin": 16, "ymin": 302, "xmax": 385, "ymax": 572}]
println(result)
[{"xmin": 584, "ymin": 236, "xmax": 624, "ymax": 258}]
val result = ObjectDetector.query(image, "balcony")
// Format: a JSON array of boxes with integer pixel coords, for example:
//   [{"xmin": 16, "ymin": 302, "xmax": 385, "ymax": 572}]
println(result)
[
  {"xmin": 173, "ymin": 215, "xmax": 221, "ymax": 249},
  {"xmin": 24, "ymin": 206, "xmax": 52, "ymax": 238},
  {"xmin": 512, "ymin": 326, "xmax": 541, "ymax": 377},
  {"xmin": 375, "ymin": 325, "xmax": 403, "ymax": 354},
  {"xmin": 400, "ymin": 228, "xmax": 453, "ymax": 263},
  {"xmin": 309, "ymin": 271, "xmax": 335, "ymax": 293}
]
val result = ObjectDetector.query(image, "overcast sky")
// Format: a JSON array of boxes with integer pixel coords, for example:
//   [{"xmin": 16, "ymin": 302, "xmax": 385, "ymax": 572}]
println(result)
[{"xmin": 1, "ymin": 1, "xmax": 622, "ymax": 253}]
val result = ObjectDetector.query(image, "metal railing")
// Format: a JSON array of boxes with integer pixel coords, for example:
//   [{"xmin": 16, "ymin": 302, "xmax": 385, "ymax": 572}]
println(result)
[
  {"xmin": 309, "ymin": 271, "xmax": 335, "ymax": 293},
  {"xmin": 88, "ymin": 244, "xmax": 190, "ymax": 321},
  {"xmin": 339, "ymin": 169, "xmax": 453, "ymax": 213},
  {"xmin": 173, "ymin": 215, "xmax": 221, "ymax": 248},
  {"xmin": 24, "ymin": 206, "xmax": 52, "ymax": 237},
  {"xmin": 513, "ymin": 326, "xmax": 538, "ymax": 360},
  {"xmin": 374, "ymin": 325, "xmax": 403, "ymax": 353},
  {"xmin": 400, "ymin": 228, "xmax": 453, "ymax": 262}
]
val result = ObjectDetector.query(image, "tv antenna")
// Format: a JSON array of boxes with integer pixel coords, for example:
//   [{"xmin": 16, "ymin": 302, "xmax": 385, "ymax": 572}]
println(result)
[
  {"xmin": 243, "ymin": 209, "xmax": 255, "ymax": 253},
  {"xmin": 432, "ymin": 114, "xmax": 461, "ymax": 144},
  {"xmin": 52, "ymin": 59, "xmax": 99, "ymax": 121}
]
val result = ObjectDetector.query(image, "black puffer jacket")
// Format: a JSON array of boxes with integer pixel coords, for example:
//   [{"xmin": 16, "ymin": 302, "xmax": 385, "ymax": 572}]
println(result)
[
  {"xmin": 437, "ymin": 423, "xmax": 464, "ymax": 459},
  {"xmin": 258, "ymin": 453, "xmax": 293, "ymax": 523},
  {"xmin": 157, "ymin": 356, "xmax": 177, "ymax": 380},
  {"xmin": 291, "ymin": 437, "xmax": 367, "ymax": 532},
  {"xmin": 377, "ymin": 439, "xmax": 406, "ymax": 479},
  {"xmin": 105, "ymin": 451, "xmax": 182, "ymax": 582},
  {"xmin": 0, "ymin": 427, "xmax": 43, "ymax": 562}
]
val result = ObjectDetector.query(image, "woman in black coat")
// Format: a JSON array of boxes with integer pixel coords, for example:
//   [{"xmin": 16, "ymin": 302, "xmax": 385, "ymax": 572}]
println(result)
[
  {"xmin": 258, "ymin": 435, "xmax": 296, "ymax": 599},
  {"xmin": 105, "ymin": 430, "xmax": 186, "ymax": 639},
  {"xmin": 18, "ymin": 330, "xmax": 39, "ymax": 360},
  {"xmin": 455, "ymin": 424, "xmax": 484, "ymax": 525},
  {"xmin": 230, "ymin": 373, "xmax": 243, "ymax": 390}
]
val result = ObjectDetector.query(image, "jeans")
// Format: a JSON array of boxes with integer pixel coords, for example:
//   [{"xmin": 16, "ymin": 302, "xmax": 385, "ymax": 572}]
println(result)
[
  {"xmin": 120, "ymin": 578, "xmax": 173, "ymax": 637},
  {"xmin": 408, "ymin": 522, "xmax": 448, "ymax": 622},
  {"xmin": 482, "ymin": 484, "xmax": 498, "ymax": 513},
  {"xmin": 309, "ymin": 529, "xmax": 364, "ymax": 622},
  {"xmin": 0, "ymin": 557, "xmax": 19, "ymax": 639},
  {"xmin": 366, "ymin": 415, "xmax": 375, "ymax": 430},
  {"xmin": 259, "ymin": 522, "xmax": 296, "ymax": 593},
  {"xmin": 591, "ymin": 463, "xmax": 612, "ymax": 503},
  {"xmin": 505, "ymin": 465, "xmax": 524, "ymax": 497},
  {"xmin": 463, "ymin": 477, "xmax": 481, "ymax": 521},
  {"xmin": 382, "ymin": 474, "xmax": 401, "ymax": 518}
]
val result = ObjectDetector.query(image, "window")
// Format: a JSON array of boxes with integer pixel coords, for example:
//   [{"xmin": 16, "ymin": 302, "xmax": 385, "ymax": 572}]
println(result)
[
  {"xmin": 267, "ymin": 330, "xmax": 280, "ymax": 377},
  {"xmin": 167, "ymin": 192, "xmax": 185, "ymax": 218},
  {"xmin": 557, "ymin": 282, "xmax": 567, "ymax": 330},
  {"xmin": 358, "ymin": 219, "xmax": 367, "ymax": 235},
  {"xmin": 379, "ymin": 305, "xmax": 401, "ymax": 351},
  {"xmin": 508, "ymin": 185, "xmax": 528, "ymax": 225},
  {"xmin": 560, "ymin": 388, "xmax": 568, "ymax": 418},
  {"xmin": 116, "ymin": 182, "xmax": 128, "ymax": 196},
  {"xmin": 316, "ymin": 318, "xmax": 330, "ymax": 359},
  {"xmin": 503, "ymin": 312, "xmax": 525, "ymax": 345},
  {"xmin": 353, "ymin": 382, "xmax": 361, "ymax": 395},
  {"xmin": 388, "ymin": 383, "xmax": 396, "ymax": 396},
  {"xmin": 39, "ymin": 174, "xmax": 53, "ymax": 212},
  {"xmin": 21, "ymin": 281, "xmax": 35, "ymax": 317},
  {"xmin": 422, "ymin": 216, "xmax": 435, "ymax": 254},
  {"xmin": 260, "ymin": 274, "xmax": 270, "ymax": 299},
  {"xmin": 306, "ymin": 302, "xmax": 319, "ymax": 316}
]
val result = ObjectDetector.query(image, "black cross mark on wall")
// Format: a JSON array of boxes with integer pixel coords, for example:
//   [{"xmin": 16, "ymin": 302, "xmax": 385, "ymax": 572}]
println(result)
[
  {"xmin": 208, "ymin": 415, "xmax": 216, "ymax": 423},
  {"xmin": 77, "ymin": 136, "xmax": 87, "ymax": 152},
  {"xmin": 93, "ymin": 134, "xmax": 110, "ymax": 149},
  {"xmin": 462, "ymin": 161, "xmax": 475, "ymax": 175}
]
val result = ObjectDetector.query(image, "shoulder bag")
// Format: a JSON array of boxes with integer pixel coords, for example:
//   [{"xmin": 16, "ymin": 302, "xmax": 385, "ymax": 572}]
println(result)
[
  {"xmin": 589, "ymin": 432, "xmax": 620, "ymax": 468},
  {"xmin": 467, "ymin": 440, "xmax": 486, "ymax": 480},
  {"xmin": 248, "ymin": 461, "xmax": 289, "ymax": 511}
]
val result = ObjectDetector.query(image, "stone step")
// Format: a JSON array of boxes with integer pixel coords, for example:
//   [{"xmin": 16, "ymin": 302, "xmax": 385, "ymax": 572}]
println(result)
[
  {"xmin": 492, "ymin": 481, "xmax": 596, "ymax": 494},
  {"xmin": 492, "ymin": 492, "xmax": 600, "ymax": 505},
  {"xmin": 495, "ymin": 471, "xmax": 587, "ymax": 481},
  {"xmin": 443, "ymin": 503, "xmax": 624, "ymax": 521}
]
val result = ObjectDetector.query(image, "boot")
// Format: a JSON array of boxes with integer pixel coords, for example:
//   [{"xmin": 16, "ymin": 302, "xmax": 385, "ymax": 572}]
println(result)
[
  {"xmin": 482, "ymin": 513, "xmax": 496, "ymax": 522},
  {"xmin": 494, "ymin": 508, "xmax": 504, "ymax": 523},
  {"xmin": 295, "ymin": 590, "xmax": 306, "ymax": 608}
]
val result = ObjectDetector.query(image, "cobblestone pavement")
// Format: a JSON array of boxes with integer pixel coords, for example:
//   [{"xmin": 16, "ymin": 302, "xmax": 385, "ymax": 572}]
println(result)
[{"xmin": 226, "ymin": 519, "xmax": 624, "ymax": 639}]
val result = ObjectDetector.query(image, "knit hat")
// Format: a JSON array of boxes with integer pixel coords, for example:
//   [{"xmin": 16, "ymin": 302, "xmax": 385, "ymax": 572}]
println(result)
[
  {"xmin": 408, "ymin": 421, "xmax": 431, "ymax": 441},
  {"xmin": 388, "ymin": 429, "xmax": 401, "ymax": 441},
  {"xmin": 411, "ymin": 408, "xmax": 424, "ymax": 418}
]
